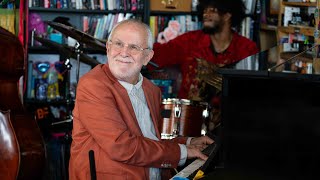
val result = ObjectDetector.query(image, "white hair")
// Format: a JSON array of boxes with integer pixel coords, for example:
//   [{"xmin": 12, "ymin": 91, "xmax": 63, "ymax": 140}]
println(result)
[{"xmin": 107, "ymin": 19, "xmax": 154, "ymax": 49}]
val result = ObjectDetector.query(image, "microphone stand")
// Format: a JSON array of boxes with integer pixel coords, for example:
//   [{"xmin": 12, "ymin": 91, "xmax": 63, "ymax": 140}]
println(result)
[{"xmin": 268, "ymin": 44, "xmax": 319, "ymax": 72}]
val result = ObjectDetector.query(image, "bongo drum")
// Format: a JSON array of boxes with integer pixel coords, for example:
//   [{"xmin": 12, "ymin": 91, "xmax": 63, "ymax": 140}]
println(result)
[{"xmin": 160, "ymin": 98, "xmax": 209, "ymax": 139}]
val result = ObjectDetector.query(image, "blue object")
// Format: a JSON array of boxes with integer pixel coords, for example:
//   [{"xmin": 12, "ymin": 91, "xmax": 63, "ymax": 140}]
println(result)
[
  {"xmin": 173, "ymin": 177, "xmax": 189, "ymax": 180},
  {"xmin": 49, "ymin": 33, "xmax": 63, "ymax": 44},
  {"xmin": 150, "ymin": 79, "xmax": 173, "ymax": 99}
]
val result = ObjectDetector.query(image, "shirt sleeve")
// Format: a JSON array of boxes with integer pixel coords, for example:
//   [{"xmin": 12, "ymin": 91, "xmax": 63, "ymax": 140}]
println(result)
[
  {"xmin": 177, "ymin": 137, "xmax": 194, "ymax": 166},
  {"xmin": 178, "ymin": 144, "xmax": 187, "ymax": 166}
]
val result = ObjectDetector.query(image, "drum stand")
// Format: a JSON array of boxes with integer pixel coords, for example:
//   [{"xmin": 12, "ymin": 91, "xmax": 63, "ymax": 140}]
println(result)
[
  {"xmin": 173, "ymin": 102, "xmax": 182, "ymax": 137},
  {"xmin": 52, "ymin": 41, "xmax": 82, "ymax": 125},
  {"xmin": 51, "ymin": 41, "xmax": 83, "ymax": 127},
  {"xmin": 74, "ymin": 41, "xmax": 82, "ymax": 85},
  {"xmin": 51, "ymin": 57, "xmax": 73, "ymax": 126}
]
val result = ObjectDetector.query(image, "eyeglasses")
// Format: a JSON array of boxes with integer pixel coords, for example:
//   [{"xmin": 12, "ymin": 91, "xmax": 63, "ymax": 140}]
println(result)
[{"xmin": 108, "ymin": 40, "xmax": 149, "ymax": 55}]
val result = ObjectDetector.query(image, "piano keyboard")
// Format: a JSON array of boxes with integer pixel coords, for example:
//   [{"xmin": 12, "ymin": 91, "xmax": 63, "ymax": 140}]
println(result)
[
  {"xmin": 170, "ymin": 142, "xmax": 218, "ymax": 180},
  {"xmin": 170, "ymin": 159, "xmax": 205, "ymax": 179}
]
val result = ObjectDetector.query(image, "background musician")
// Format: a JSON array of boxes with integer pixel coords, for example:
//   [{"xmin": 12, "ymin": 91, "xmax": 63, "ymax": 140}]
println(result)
[
  {"xmin": 68, "ymin": 19, "xmax": 213, "ymax": 180},
  {"xmin": 149, "ymin": 0, "xmax": 259, "ymax": 131}
]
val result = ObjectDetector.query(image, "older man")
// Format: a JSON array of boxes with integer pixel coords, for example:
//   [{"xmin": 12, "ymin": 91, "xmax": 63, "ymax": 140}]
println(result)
[{"xmin": 69, "ymin": 19, "xmax": 213, "ymax": 180}]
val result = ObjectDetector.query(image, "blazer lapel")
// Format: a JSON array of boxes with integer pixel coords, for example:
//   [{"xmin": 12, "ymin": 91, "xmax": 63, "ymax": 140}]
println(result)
[
  {"xmin": 142, "ymin": 81, "xmax": 161, "ymax": 139},
  {"xmin": 115, "ymin": 83, "xmax": 144, "ymax": 136},
  {"xmin": 104, "ymin": 64, "xmax": 143, "ymax": 136}
]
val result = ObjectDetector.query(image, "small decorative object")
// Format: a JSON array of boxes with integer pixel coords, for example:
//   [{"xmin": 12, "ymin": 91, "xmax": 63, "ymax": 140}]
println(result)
[
  {"xmin": 28, "ymin": 13, "xmax": 46, "ymax": 45},
  {"xmin": 161, "ymin": 0, "xmax": 178, "ymax": 9},
  {"xmin": 314, "ymin": 29, "xmax": 319, "ymax": 39},
  {"xmin": 270, "ymin": 0, "xmax": 280, "ymax": 15},
  {"xmin": 157, "ymin": 20, "xmax": 181, "ymax": 43}
]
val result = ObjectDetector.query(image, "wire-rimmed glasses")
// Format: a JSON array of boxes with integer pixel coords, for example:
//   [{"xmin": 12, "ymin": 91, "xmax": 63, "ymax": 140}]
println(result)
[{"xmin": 108, "ymin": 40, "xmax": 149, "ymax": 55}]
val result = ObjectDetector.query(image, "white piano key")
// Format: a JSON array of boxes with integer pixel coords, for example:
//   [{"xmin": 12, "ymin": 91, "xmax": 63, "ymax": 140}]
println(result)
[{"xmin": 170, "ymin": 159, "xmax": 205, "ymax": 179}]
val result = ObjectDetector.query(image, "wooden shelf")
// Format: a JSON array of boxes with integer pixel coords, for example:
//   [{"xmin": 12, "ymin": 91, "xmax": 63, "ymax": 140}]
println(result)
[
  {"xmin": 260, "ymin": 24, "xmax": 277, "ymax": 31},
  {"xmin": 280, "ymin": 51, "xmax": 313, "ymax": 62},
  {"xmin": 150, "ymin": 11, "xmax": 198, "ymax": 15},
  {"xmin": 278, "ymin": 26, "xmax": 315, "ymax": 37},
  {"xmin": 25, "ymin": 98, "xmax": 74, "ymax": 106},
  {"xmin": 28, "ymin": 46, "xmax": 105, "ymax": 54},
  {"xmin": 29, "ymin": 7, "xmax": 144, "ymax": 14},
  {"xmin": 282, "ymin": 2, "xmax": 316, "ymax": 7}
]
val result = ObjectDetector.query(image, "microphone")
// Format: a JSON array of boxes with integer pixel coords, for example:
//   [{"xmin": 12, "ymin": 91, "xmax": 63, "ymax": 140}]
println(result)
[{"xmin": 89, "ymin": 150, "xmax": 97, "ymax": 180}]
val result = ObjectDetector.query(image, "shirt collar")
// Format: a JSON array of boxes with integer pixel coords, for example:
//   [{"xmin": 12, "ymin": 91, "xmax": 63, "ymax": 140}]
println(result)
[
  {"xmin": 207, "ymin": 31, "xmax": 237, "ymax": 55},
  {"xmin": 118, "ymin": 73, "xmax": 143, "ymax": 94}
]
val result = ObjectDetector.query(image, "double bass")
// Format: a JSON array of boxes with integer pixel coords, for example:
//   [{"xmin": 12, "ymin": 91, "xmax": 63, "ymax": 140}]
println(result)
[{"xmin": 0, "ymin": 27, "xmax": 45, "ymax": 179}]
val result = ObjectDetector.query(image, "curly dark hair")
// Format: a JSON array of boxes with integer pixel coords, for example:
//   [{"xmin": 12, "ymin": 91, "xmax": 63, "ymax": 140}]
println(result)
[{"xmin": 197, "ymin": 0, "xmax": 247, "ymax": 28}]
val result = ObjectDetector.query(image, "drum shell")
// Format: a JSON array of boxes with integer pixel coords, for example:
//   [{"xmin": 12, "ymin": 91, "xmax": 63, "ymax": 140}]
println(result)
[{"xmin": 160, "ymin": 99, "xmax": 207, "ymax": 139}]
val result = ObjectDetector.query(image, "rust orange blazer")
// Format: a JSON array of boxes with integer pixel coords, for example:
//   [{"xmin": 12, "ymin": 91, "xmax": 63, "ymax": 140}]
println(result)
[{"xmin": 69, "ymin": 64, "xmax": 188, "ymax": 180}]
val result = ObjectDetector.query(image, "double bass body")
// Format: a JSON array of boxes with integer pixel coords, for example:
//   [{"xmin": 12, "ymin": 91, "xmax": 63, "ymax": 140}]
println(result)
[{"xmin": 0, "ymin": 27, "xmax": 46, "ymax": 180}]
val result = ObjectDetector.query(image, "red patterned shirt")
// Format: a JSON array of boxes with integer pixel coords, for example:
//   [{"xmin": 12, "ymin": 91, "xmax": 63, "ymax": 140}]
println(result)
[{"xmin": 150, "ymin": 30, "xmax": 259, "ymax": 99}]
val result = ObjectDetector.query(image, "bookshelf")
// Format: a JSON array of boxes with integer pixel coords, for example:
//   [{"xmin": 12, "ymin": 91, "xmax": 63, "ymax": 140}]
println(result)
[
  {"xmin": 148, "ymin": 12, "xmax": 201, "ymax": 43},
  {"xmin": 26, "ymin": 0, "xmax": 147, "ymax": 100},
  {"xmin": 259, "ymin": 0, "xmax": 278, "ymax": 51},
  {"xmin": 28, "ymin": 8, "xmax": 146, "ymax": 49},
  {"xmin": 277, "ymin": 0, "xmax": 318, "ymax": 44}
]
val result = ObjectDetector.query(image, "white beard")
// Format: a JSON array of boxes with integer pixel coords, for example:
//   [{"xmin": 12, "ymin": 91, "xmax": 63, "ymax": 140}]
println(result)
[{"xmin": 109, "ymin": 58, "xmax": 142, "ymax": 84}]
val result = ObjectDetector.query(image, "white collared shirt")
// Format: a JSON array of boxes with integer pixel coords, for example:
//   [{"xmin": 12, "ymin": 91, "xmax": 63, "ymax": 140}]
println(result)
[{"xmin": 118, "ymin": 74, "xmax": 187, "ymax": 180}]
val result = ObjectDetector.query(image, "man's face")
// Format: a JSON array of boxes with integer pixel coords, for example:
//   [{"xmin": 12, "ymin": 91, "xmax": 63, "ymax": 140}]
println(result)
[
  {"xmin": 202, "ymin": 7, "xmax": 224, "ymax": 34},
  {"xmin": 106, "ymin": 24, "xmax": 154, "ymax": 84}
]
